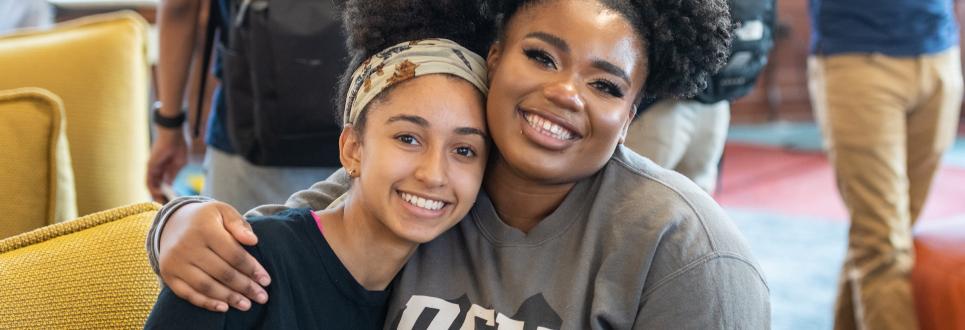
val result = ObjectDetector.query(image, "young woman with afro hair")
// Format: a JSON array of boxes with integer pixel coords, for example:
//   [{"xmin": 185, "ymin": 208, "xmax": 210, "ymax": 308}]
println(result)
[{"xmin": 147, "ymin": 0, "xmax": 771, "ymax": 328}]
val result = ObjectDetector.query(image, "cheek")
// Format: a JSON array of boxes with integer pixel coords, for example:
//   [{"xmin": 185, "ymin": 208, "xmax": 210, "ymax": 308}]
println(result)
[
  {"xmin": 591, "ymin": 107, "xmax": 633, "ymax": 139},
  {"xmin": 451, "ymin": 162, "xmax": 486, "ymax": 203},
  {"xmin": 489, "ymin": 57, "xmax": 536, "ymax": 106},
  {"xmin": 360, "ymin": 144, "xmax": 408, "ymax": 185}
]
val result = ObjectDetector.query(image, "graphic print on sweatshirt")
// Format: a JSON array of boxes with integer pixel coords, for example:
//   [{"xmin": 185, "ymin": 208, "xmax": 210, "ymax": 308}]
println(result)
[{"xmin": 389, "ymin": 293, "xmax": 562, "ymax": 330}]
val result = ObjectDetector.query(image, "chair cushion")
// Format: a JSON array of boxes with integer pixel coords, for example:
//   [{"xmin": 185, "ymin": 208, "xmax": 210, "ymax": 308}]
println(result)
[
  {"xmin": 0, "ymin": 11, "xmax": 151, "ymax": 216},
  {"xmin": 912, "ymin": 218, "xmax": 965, "ymax": 330},
  {"xmin": 0, "ymin": 87, "xmax": 77, "ymax": 239},
  {"xmin": 0, "ymin": 202, "xmax": 161, "ymax": 328}
]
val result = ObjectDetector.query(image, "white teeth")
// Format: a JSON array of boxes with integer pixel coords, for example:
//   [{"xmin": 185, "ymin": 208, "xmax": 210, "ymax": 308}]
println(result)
[
  {"xmin": 400, "ymin": 192, "xmax": 445, "ymax": 211},
  {"xmin": 524, "ymin": 112, "xmax": 575, "ymax": 141}
]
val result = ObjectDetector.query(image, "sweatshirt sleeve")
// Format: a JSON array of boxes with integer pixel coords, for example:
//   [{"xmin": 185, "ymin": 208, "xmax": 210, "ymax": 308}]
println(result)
[
  {"xmin": 243, "ymin": 168, "xmax": 351, "ymax": 217},
  {"xmin": 633, "ymin": 253, "xmax": 771, "ymax": 329},
  {"xmin": 144, "ymin": 168, "xmax": 353, "ymax": 276}
]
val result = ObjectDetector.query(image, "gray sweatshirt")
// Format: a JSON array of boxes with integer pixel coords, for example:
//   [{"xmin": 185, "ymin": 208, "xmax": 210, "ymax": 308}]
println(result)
[{"xmin": 146, "ymin": 146, "xmax": 770, "ymax": 329}]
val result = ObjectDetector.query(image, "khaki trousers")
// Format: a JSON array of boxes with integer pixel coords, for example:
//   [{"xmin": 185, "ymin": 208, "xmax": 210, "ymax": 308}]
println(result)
[
  {"xmin": 202, "ymin": 148, "xmax": 337, "ymax": 213},
  {"xmin": 625, "ymin": 99, "xmax": 730, "ymax": 192},
  {"xmin": 808, "ymin": 47, "xmax": 963, "ymax": 330}
]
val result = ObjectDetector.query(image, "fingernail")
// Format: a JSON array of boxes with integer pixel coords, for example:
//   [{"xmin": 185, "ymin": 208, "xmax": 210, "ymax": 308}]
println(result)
[
  {"xmin": 237, "ymin": 298, "xmax": 251, "ymax": 311},
  {"xmin": 255, "ymin": 292, "xmax": 268, "ymax": 304},
  {"xmin": 256, "ymin": 274, "xmax": 271, "ymax": 286},
  {"xmin": 215, "ymin": 302, "xmax": 228, "ymax": 312}
]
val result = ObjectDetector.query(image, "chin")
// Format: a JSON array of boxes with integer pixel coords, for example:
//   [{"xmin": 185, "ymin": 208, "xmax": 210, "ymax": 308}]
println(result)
[
  {"xmin": 392, "ymin": 220, "xmax": 449, "ymax": 244},
  {"xmin": 506, "ymin": 152, "xmax": 585, "ymax": 183},
  {"xmin": 398, "ymin": 230, "xmax": 442, "ymax": 244}
]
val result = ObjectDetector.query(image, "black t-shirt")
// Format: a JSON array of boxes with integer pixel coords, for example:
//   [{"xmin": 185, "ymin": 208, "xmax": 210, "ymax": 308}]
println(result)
[{"xmin": 144, "ymin": 209, "xmax": 390, "ymax": 329}]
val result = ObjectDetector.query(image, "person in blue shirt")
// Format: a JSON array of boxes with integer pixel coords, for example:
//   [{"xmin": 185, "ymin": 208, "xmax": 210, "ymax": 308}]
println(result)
[{"xmin": 808, "ymin": 1, "xmax": 962, "ymax": 329}]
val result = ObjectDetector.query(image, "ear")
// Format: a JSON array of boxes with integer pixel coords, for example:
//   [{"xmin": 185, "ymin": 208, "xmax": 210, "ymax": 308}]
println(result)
[
  {"xmin": 486, "ymin": 41, "xmax": 503, "ymax": 80},
  {"xmin": 618, "ymin": 104, "xmax": 637, "ymax": 145},
  {"xmin": 339, "ymin": 125, "xmax": 363, "ymax": 176}
]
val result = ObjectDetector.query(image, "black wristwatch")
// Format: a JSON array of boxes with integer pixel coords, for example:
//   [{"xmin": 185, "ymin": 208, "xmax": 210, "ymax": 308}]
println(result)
[{"xmin": 151, "ymin": 101, "xmax": 186, "ymax": 129}]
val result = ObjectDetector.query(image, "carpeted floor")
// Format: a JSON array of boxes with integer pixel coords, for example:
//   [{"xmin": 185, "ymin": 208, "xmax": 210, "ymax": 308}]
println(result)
[{"xmin": 718, "ymin": 121, "xmax": 965, "ymax": 330}]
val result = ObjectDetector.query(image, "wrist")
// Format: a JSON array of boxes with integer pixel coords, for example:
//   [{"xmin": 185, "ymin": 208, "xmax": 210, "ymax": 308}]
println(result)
[
  {"xmin": 153, "ymin": 196, "xmax": 212, "ymax": 258},
  {"xmin": 152, "ymin": 101, "xmax": 187, "ymax": 129}
]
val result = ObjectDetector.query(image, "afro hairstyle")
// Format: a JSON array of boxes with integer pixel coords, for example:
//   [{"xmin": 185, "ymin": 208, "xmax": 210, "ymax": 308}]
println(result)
[{"xmin": 486, "ymin": 0, "xmax": 733, "ymax": 102}]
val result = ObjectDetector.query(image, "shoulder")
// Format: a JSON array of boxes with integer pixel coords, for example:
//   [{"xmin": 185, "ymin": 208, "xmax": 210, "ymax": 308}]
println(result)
[
  {"xmin": 636, "ymin": 255, "xmax": 771, "ymax": 328},
  {"xmin": 244, "ymin": 208, "xmax": 318, "ymax": 259},
  {"xmin": 600, "ymin": 145, "xmax": 728, "ymax": 239},
  {"xmin": 145, "ymin": 287, "xmax": 227, "ymax": 329},
  {"xmin": 598, "ymin": 146, "xmax": 762, "ymax": 280},
  {"xmin": 247, "ymin": 208, "xmax": 315, "ymax": 237}
]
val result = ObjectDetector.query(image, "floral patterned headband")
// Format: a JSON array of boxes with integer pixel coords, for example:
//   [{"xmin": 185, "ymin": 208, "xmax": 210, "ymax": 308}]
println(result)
[{"xmin": 343, "ymin": 38, "xmax": 489, "ymax": 126}]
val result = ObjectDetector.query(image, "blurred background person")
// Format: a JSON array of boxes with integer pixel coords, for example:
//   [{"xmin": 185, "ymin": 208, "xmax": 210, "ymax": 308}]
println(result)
[
  {"xmin": 147, "ymin": 0, "xmax": 347, "ymax": 212},
  {"xmin": 626, "ymin": 0, "xmax": 776, "ymax": 193},
  {"xmin": 808, "ymin": 0, "xmax": 963, "ymax": 329}
]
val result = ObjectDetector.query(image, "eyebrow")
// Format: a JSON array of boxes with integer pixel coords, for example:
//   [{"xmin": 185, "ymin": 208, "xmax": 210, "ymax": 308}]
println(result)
[
  {"xmin": 386, "ymin": 114, "xmax": 429, "ymax": 127},
  {"xmin": 525, "ymin": 31, "xmax": 569, "ymax": 53},
  {"xmin": 591, "ymin": 59, "xmax": 631, "ymax": 85},
  {"xmin": 387, "ymin": 114, "xmax": 487, "ymax": 139},
  {"xmin": 455, "ymin": 127, "xmax": 488, "ymax": 140},
  {"xmin": 525, "ymin": 31, "xmax": 631, "ymax": 85}
]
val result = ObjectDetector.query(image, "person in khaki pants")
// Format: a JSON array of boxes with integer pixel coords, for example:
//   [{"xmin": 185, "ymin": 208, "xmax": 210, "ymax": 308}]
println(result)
[
  {"xmin": 808, "ymin": 0, "xmax": 963, "ymax": 329},
  {"xmin": 625, "ymin": 99, "xmax": 730, "ymax": 193}
]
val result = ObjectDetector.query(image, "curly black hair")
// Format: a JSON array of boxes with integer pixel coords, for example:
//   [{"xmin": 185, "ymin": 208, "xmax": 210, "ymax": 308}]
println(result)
[
  {"xmin": 335, "ymin": 0, "xmax": 732, "ymax": 123},
  {"xmin": 334, "ymin": 0, "xmax": 494, "ymax": 126},
  {"xmin": 486, "ymin": 0, "xmax": 733, "ymax": 101}
]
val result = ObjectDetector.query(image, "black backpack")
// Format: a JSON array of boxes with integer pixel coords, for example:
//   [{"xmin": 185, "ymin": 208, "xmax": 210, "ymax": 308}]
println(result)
[
  {"xmin": 694, "ymin": 0, "xmax": 776, "ymax": 104},
  {"xmin": 198, "ymin": 0, "xmax": 348, "ymax": 167}
]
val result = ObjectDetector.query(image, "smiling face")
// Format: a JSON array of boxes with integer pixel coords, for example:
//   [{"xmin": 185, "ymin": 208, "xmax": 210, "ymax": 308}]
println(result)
[
  {"xmin": 485, "ymin": 0, "xmax": 647, "ymax": 184},
  {"xmin": 341, "ymin": 74, "xmax": 488, "ymax": 244}
]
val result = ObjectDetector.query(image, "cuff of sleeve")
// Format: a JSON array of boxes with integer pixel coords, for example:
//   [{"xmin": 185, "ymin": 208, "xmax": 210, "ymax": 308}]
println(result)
[{"xmin": 146, "ymin": 196, "xmax": 214, "ymax": 276}]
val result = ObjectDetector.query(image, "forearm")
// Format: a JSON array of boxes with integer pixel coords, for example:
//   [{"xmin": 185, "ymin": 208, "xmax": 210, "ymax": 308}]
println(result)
[
  {"xmin": 244, "ymin": 168, "xmax": 352, "ymax": 217},
  {"xmin": 145, "ymin": 169, "xmax": 352, "ymax": 274},
  {"xmin": 156, "ymin": 0, "xmax": 202, "ymax": 119}
]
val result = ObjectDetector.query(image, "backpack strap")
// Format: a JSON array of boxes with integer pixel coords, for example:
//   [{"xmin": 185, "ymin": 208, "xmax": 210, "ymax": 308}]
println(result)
[{"xmin": 192, "ymin": 0, "xmax": 220, "ymax": 138}]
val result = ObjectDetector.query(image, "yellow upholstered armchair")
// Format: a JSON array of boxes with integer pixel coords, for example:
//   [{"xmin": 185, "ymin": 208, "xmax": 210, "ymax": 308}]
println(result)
[
  {"xmin": 0, "ymin": 203, "xmax": 162, "ymax": 329},
  {"xmin": 0, "ymin": 88, "xmax": 77, "ymax": 238},
  {"xmin": 0, "ymin": 11, "xmax": 152, "ymax": 228}
]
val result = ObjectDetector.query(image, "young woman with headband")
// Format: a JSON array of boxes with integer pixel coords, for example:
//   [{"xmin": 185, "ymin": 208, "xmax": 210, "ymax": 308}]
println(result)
[
  {"xmin": 143, "ymin": 6, "xmax": 492, "ymax": 327},
  {"xmin": 148, "ymin": 0, "xmax": 770, "ymax": 327}
]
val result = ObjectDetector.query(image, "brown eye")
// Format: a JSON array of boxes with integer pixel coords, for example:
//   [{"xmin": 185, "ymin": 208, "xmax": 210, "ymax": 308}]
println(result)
[
  {"xmin": 454, "ymin": 146, "xmax": 476, "ymax": 158},
  {"xmin": 590, "ymin": 79, "xmax": 625, "ymax": 98},
  {"xmin": 396, "ymin": 134, "xmax": 419, "ymax": 145},
  {"xmin": 524, "ymin": 48, "xmax": 557, "ymax": 70}
]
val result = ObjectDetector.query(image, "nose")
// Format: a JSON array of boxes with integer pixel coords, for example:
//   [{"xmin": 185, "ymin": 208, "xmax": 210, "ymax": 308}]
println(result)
[
  {"xmin": 542, "ymin": 78, "xmax": 586, "ymax": 112},
  {"xmin": 414, "ymin": 147, "xmax": 448, "ymax": 188}
]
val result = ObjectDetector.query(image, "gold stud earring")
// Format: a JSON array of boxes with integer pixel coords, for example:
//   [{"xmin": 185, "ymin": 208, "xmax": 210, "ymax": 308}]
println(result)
[{"xmin": 347, "ymin": 168, "xmax": 357, "ymax": 177}]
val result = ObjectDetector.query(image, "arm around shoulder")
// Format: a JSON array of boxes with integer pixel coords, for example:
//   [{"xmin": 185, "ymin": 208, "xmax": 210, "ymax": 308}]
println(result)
[
  {"xmin": 145, "ymin": 196, "xmax": 215, "ymax": 275},
  {"xmin": 244, "ymin": 168, "xmax": 352, "ymax": 217}
]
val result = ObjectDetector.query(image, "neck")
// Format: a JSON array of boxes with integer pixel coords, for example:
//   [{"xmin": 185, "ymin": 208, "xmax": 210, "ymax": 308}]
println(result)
[
  {"xmin": 318, "ymin": 193, "xmax": 417, "ymax": 291},
  {"xmin": 483, "ymin": 155, "xmax": 575, "ymax": 233}
]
